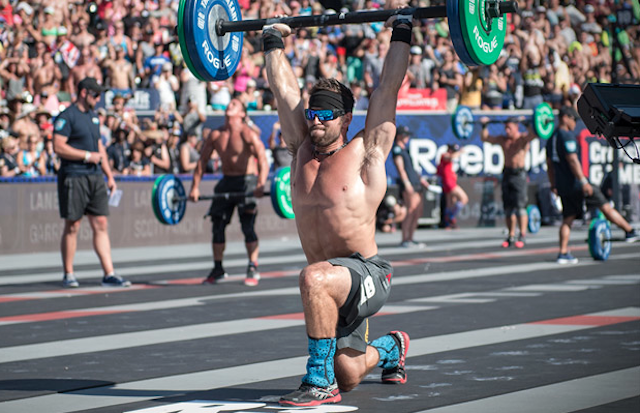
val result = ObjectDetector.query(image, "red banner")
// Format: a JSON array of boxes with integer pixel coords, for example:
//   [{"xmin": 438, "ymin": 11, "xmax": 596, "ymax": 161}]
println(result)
[{"xmin": 397, "ymin": 88, "xmax": 447, "ymax": 111}]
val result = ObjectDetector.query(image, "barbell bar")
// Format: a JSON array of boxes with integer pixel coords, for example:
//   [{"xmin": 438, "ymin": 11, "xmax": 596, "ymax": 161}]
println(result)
[
  {"xmin": 152, "ymin": 167, "xmax": 294, "ymax": 225},
  {"xmin": 451, "ymin": 103, "xmax": 556, "ymax": 141},
  {"xmin": 216, "ymin": 2, "xmax": 518, "ymax": 35},
  {"xmin": 177, "ymin": 0, "xmax": 519, "ymax": 81}
]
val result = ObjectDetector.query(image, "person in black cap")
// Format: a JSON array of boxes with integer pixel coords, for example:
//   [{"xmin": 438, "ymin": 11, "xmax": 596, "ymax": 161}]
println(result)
[
  {"xmin": 392, "ymin": 125, "xmax": 430, "ymax": 247},
  {"xmin": 53, "ymin": 77, "xmax": 131, "ymax": 288},
  {"xmin": 262, "ymin": 1, "xmax": 411, "ymax": 406},
  {"xmin": 480, "ymin": 114, "xmax": 535, "ymax": 248},
  {"xmin": 545, "ymin": 106, "xmax": 637, "ymax": 264}
]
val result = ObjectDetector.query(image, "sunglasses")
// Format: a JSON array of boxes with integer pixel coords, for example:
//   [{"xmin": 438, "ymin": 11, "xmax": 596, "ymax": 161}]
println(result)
[
  {"xmin": 305, "ymin": 109, "xmax": 345, "ymax": 121},
  {"xmin": 88, "ymin": 91, "xmax": 101, "ymax": 98}
]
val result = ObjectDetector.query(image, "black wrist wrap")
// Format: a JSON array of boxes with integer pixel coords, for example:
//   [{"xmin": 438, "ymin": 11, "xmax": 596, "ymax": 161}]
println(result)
[
  {"xmin": 391, "ymin": 25, "xmax": 412, "ymax": 44},
  {"xmin": 262, "ymin": 27, "xmax": 284, "ymax": 53}
]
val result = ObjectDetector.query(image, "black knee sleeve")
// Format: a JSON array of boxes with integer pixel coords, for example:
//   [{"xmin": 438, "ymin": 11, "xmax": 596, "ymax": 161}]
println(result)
[
  {"xmin": 212, "ymin": 218, "xmax": 227, "ymax": 244},
  {"xmin": 239, "ymin": 211, "xmax": 258, "ymax": 243}
]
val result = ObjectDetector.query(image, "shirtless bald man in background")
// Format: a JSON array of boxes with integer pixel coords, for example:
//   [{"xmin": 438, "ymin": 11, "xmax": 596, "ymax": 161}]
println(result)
[{"xmin": 189, "ymin": 98, "xmax": 269, "ymax": 287}]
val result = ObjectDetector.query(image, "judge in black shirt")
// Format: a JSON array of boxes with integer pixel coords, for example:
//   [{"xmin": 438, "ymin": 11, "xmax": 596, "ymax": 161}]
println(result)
[{"xmin": 53, "ymin": 77, "xmax": 131, "ymax": 288}]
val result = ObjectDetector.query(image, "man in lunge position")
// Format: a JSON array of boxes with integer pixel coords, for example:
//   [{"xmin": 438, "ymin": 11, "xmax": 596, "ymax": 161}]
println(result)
[{"xmin": 263, "ymin": 3, "xmax": 412, "ymax": 407}]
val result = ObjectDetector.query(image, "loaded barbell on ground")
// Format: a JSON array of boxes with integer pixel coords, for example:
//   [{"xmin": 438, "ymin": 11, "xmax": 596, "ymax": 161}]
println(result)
[
  {"xmin": 152, "ymin": 167, "xmax": 294, "ymax": 225},
  {"xmin": 177, "ymin": 0, "xmax": 519, "ymax": 81},
  {"xmin": 587, "ymin": 218, "xmax": 613, "ymax": 261},
  {"xmin": 451, "ymin": 102, "xmax": 556, "ymax": 141},
  {"xmin": 585, "ymin": 216, "xmax": 638, "ymax": 261}
]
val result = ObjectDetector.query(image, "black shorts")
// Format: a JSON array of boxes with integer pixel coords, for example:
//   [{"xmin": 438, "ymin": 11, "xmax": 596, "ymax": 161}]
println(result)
[
  {"xmin": 57, "ymin": 174, "xmax": 110, "ymax": 221},
  {"xmin": 209, "ymin": 175, "xmax": 258, "ymax": 223},
  {"xmin": 328, "ymin": 253, "xmax": 393, "ymax": 353},
  {"xmin": 397, "ymin": 179, "xmax": 423, "ymax": 194},
  {"xmin": 502, "ymin": 168, "xmax": 527, "ymax": 213},
  {"xmin": 560, "ymin": 186, "xmax": 608, "ymax": 219}
]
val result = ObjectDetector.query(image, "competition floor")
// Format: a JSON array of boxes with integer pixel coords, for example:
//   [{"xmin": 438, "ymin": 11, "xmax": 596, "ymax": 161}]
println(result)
[{"xmin": 1, "ymin": 224, "xmax": 639, "ymax": 413}]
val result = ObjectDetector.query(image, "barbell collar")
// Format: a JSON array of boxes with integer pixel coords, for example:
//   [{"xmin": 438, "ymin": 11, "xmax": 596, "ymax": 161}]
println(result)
[
  {"xmin": 486, "ymin": 0, "xmax": 519, "ymax": 19},
  {"xmin": 217, "ymin": 2, "xmax": 517, "ymax": 36}
]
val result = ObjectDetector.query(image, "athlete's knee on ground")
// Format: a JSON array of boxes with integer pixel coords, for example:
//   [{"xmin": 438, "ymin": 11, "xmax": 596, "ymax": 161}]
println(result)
[{"xmin": 334, "ymin": 352, "xmax": 365, "ymax": 392}]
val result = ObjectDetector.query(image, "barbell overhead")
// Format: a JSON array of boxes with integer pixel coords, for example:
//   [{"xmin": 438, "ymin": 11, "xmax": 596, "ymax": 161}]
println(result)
[
  {"xmin": 151, "ymin": 167, "xmax": 294, "ymax": 225},
  {"xmin": 451, "ymin": 103, "xmax": 557, "ymax": 140},
  {"xmin": 177, "ymin": 0, "xmax": 518, "ymax": 81}
]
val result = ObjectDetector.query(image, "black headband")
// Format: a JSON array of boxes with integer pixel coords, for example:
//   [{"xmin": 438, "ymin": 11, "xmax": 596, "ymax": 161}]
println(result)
[{"xmin": 308, "ymin": 90, "xmax": 353, "ymax": 113}]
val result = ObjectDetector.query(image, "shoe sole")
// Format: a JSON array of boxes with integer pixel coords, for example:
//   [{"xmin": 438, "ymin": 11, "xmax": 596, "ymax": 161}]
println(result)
[
  {"xmin": 202, "ymin": 273, "xmax": 228, "ymax": 284},
  {"xmin": 244, "ymin": 278, "xmax": 259, "ymax": 286},
  {"xmin": 279, "ymin": 393, "xmax": 341, "ymax": 407},
  {"xmin": 102, "ymin": 282, "xmax": 131, "ymax": 287},
  {"xmin": 63, "ymin": 283, "xmax": 79, "ymax": 288},
  {"xmin": 557, "ymin": 259, "xmax": 578, "ymax": 265},
  {"xmin": 383, "ymin": 376, "xmax": 407, "ymax": 384}
]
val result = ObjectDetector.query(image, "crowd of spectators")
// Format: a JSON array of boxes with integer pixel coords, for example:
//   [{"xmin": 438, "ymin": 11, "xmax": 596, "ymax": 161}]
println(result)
[{"xmin": 0, "ymin": 0, "xmax": 638, "ymax": 178}]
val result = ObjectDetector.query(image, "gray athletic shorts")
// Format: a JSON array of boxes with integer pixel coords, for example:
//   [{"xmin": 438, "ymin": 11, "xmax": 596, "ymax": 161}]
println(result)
[
  {"xmin": 57, "ymin": 174, "xmax": 109, "ymax": 221},
  {"xmin": 560, "ymin": 185, "xmax": 608, "ymax": 219},
  {"xmin": 328, "ymin": 253, "xmax": 393, "ymax": 353},
  {"xmin": 502, "ymin": 168, "xmax": 527, "ymax": 215}
]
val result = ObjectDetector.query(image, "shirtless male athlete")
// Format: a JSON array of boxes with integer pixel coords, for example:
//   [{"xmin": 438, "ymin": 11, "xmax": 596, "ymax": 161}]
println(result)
[
  {"xmin": 480, "ymin": 116, "xmax": 535, "ymax": 248},
  {"xmin": 263, "ymin": 4, "xmax": 412, "ymax": 407},
  {"xmin": 189, "ymin": 98, "xmax": 269, "ymax": 286},
  {"xmin": 69, "ymin": 47, "xmax": 103, "ymax": 98}
]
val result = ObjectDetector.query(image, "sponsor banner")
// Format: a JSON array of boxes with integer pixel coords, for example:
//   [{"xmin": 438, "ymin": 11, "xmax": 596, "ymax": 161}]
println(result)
[
  {"xmin": 96, "ymin": 89, "xmax": 161, "ymax": 112},
  {"xmin": 397, "ymin": 88, "xmax": 447, "ymax": 111},
  {"xmin": 4, "ymin": 113, "xmax": 637, "ymax": 254},
  {"xmin": 0, "ymin": 180, "xmax": 298, "ymax": 255},
  {"xmin": 162, "ymin": 113, "xmax": 639, "ymax": 186}
]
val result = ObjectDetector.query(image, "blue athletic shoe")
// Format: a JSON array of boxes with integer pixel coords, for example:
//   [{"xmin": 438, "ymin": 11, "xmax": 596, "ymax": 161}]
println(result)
[
  {"xmin": 625, "ymin": 229, "xmax": 638, "ymax": 243},
  {"xmin": 62, "ymin": 274, "xmax": 79, "ymax": 288},
  {"xmin": 381, "ymin": 331, "xmax": 410, "ymax": 384},
  {"xmin": 557, "ymin": 253, "xmax": 578, "ymax": 264},
  {"xmin": 102, "ymin": 274, "xmax": 131, "ymax": 287}
]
